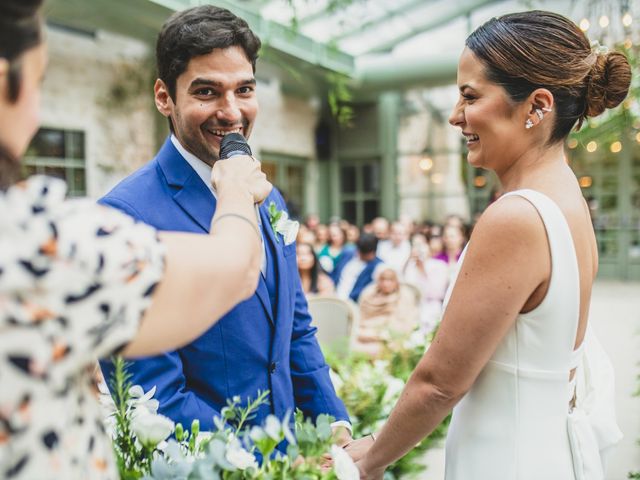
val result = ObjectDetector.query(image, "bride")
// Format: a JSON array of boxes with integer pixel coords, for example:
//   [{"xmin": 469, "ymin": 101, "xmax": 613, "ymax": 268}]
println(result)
[{"xmin": 348, "ymin": 10, "xmax": 630, "ymax": 480}]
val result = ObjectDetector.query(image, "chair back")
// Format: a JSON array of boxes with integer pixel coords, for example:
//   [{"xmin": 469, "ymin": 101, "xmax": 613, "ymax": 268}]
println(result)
[{"xmin": 307, "ymin": 295, "xmax": 359, "ymax": 357}]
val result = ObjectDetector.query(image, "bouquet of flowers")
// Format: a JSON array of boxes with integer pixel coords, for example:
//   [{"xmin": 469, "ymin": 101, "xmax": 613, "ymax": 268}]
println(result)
[{"xmin": 101, "ymin": 357, "xmax": 359, "ymax": 480}]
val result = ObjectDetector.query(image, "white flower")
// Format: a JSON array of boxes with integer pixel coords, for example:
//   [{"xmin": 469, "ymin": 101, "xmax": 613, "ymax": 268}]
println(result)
[
  {"xmin": 382, "ymin": 378, "xmax": 405, "ymax": 405},
  {"xmin": 128, "ymin": 385, "xmax": 159, "ymax": 415},
  {"xmin": 249, "ymin": 425, "xmax": 266, "ymax": 442},
  {"xmin": 226, "ymin": 437, "xmax": 258, "ymax": 470},
  {"xmin": 275, "ymin": 211, "xmax": 299, "ymax": 245},
  {"xmin": 131, "ymin": 410, "xmax": 175, "ymax": 446},
  {"xmin": 264, "ymin": 415, "xmax": 282, "ymax": 440},
  {"xmin": 331, "ymin": 444, "xmax": 360, "ymax": 480}
]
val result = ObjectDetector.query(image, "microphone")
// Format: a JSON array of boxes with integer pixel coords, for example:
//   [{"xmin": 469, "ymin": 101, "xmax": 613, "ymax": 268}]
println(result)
[{"xmin": 219, "ymin": 133, "xmax": 262, "ymax": 226}]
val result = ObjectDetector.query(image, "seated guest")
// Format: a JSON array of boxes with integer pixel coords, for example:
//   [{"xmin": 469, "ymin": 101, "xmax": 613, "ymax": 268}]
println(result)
[
  {"xmin": 403, "ymin": 234, "xmax": 449, "ymax": 333},
  {"xmin": 297, "ymin": 242, "xmax": 335, "ymax": 296},
  {"xmin": 336, "ymin": 233, "xmax": 385, "ymax": 302},
  {"xmin": 377, "ymin": 221, "xmax": 412, "ymax": 276},
  {"xmin": 318, "ymin": 222, "xmax": 353, "ymax": 276},
  {"xmin": 433, "ymin": 223, "xmax": 467, "ymax": 268},
  {"xmin": 354, "ymin": 267, "xmax": 419, "ymax": 357}
]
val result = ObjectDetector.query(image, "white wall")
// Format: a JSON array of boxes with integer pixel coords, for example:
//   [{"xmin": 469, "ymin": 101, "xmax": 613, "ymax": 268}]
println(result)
[{"xmin": 41, "ymin": 25, "xmax": 156, "ymax": 198}]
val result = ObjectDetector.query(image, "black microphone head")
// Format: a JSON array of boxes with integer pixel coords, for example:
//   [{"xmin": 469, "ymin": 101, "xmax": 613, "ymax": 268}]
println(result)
[{"xmin": 219, "ymin": 133, "xmax": 252, "ymax": 159}]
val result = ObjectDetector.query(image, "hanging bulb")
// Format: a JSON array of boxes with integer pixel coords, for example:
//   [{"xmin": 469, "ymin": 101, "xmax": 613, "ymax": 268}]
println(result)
[
  {"xmin": 599, "ymin": 15, "xmax": 609, "ymax": 28},
  {"xmin": 579, "ymin": 18, "xmax": 590, "ymax": 31},
  {"xmin": 622, "ymin": 13, "xmax": 633, "ymax": 27}
]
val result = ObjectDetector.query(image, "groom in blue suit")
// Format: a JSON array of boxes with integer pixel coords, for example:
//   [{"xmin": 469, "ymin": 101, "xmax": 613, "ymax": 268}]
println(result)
[{"xmin": 100, "ymin": 5, "xmax": 350, "ymax": 442}]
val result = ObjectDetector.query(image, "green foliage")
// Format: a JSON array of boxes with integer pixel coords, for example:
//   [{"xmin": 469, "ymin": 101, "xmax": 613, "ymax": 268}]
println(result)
[
  {"xmin": 326, "ymin": 329, "xmax": 450, "ymax": 479},
  {"xmin": 326, "ymin": 72, "xmax": 355, "ymax": 127}
]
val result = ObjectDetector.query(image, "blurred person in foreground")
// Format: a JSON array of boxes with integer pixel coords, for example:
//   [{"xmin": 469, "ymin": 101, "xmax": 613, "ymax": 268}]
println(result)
[
  {"xmin": 354, "ymin": 266, "xmax": 419, "ymax": 358},
  {"xmin": 297, "ymin": 242, "xmax": 335, "ymax": 296},
  {"xmin": 349, "ymin": 10, "xmax": 629, "ymax": 479},
  {"xmin": 98, "ymin": 5, "xmax": 351, "ymax": 445},
  {"xmin": 402, "ymin": 233, "xmax": 449, "ymax": 333},
  {"xmin": 0, "ymin": 0, "xmax": 272, "ymax": 477}
]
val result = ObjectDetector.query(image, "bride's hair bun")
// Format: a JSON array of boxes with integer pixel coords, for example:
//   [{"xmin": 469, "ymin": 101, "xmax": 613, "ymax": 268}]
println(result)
[{"xmin": 585, "ymin": 51, "xmax": 632, "ymax": 118}]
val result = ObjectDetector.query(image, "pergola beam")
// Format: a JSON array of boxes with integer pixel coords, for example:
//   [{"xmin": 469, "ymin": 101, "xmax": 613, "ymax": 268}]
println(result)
[
  {"xmin": 364, "ymin": 0, "xmax": 508, "ymax": 54},
  {"xmin": 331, "ymin": 0, "xmax": 438, "ymax": 42}
]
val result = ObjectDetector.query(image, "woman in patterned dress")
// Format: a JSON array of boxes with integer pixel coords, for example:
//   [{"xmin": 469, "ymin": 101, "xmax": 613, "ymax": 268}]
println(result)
[{"xmin": 0, "ymin": 1, "xmax": 272, "ymax": 477}]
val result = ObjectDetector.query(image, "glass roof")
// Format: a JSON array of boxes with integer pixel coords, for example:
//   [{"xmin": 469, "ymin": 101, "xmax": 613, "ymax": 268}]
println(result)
[{"xmin": 238, "ymin": 0, "xmax": 639, "ymax": 59}]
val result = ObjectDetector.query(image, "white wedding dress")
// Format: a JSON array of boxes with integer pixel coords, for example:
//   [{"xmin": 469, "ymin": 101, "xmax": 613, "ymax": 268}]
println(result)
[{"xmin": 443, "ymin": 189, "xmax": 620, "ymax": 480}]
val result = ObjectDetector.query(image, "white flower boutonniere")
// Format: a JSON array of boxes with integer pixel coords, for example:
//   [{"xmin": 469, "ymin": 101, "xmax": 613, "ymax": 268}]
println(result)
[{"xmin": 267, "ymin": 201, "xmax": 299, "ymax": 245}]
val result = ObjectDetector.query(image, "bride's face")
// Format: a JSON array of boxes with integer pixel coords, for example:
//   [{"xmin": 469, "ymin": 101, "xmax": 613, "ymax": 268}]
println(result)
[
  {"xmin": 448, "ymin": 48, "xmax": 528, "ymax": 173},
  {"xmin": 0, "ymin": 42, "xmax": 47, "ymax": 159}
]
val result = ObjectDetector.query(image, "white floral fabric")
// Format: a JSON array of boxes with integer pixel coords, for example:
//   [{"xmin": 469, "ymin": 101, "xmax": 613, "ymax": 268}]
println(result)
[{"xmin": 0, "ymin": 176, "xmax": 165, "ymax": 479}]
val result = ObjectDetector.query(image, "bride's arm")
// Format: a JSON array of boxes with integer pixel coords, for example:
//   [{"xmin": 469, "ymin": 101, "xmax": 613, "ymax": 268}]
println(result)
[{"xmin": 357, "ymin": 197, "xmax": 550, "ymax": 479}]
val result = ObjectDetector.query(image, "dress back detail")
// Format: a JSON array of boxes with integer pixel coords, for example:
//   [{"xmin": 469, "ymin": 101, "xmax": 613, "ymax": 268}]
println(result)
[{"xmin": 444, "ymin": 189, "xmax": 582, "ymax": 480}]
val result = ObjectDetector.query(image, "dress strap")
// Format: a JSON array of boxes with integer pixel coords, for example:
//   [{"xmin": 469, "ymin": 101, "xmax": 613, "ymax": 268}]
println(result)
[{"xmin": 499, "ymin": 189, "xmax": 582, "ymax": 363}]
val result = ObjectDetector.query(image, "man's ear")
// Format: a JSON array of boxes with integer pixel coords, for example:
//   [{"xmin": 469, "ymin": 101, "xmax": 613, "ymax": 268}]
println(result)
[{"xmin": 154, "ymin": 78, "xmax": 173, "ymax": 117}]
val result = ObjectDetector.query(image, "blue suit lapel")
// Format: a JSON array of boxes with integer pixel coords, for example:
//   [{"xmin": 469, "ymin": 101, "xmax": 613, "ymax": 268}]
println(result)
[
  {"xmin": 259, "ymin": 203, "xmax": 290, "ymax": 327},
  {"xmin": 157, "ymin": 138, "xmax": 216, "ymax": 233}
]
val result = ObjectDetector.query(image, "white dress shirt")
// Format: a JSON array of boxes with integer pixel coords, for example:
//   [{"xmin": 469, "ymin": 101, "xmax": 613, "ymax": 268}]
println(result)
[{"xmin": 170, "ymin": 135, "xmax": 267, "ymax": 276}]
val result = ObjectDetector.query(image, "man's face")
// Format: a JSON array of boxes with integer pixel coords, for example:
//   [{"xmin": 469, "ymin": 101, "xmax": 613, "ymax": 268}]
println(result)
[{"xmin": 155, "ymin": 46, "xmax": 258, "ymax": 165}]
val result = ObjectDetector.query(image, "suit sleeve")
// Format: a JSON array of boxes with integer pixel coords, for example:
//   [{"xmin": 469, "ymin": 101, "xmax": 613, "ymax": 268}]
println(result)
[
  {"xmin": 98, "ymin": 194, "xmax": 222, "ymax": 432},
  {"xmin": 272, "ymin": 195, "xmax": 349, "ymax": 423},
  {"xmin": 100, "ymin": 353, "xmax": 222, "ymax": 431}
]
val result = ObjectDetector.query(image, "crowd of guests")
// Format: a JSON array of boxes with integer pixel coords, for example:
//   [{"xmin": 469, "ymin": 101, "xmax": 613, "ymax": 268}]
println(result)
[{"xmin": 295, "ymin": 213, "xmax": 470, "ymax": 356}]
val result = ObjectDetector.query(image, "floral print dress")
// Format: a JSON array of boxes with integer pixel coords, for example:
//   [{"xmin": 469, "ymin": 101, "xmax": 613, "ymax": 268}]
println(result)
[{"xmin": 0, "ymin": 176, "xmax": 165, "ymax": 479}]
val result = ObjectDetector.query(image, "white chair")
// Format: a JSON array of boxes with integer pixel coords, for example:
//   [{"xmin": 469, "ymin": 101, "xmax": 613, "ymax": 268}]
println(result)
[{"xmin": 307, "ymin": 295, "xmax": 359, "ymax": 357}]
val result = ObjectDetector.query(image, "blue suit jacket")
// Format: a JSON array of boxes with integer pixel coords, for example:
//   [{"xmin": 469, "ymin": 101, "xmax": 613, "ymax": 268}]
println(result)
[{"xmin": 100, "ymin": 138, "xmax": 349, "ymax": 431}]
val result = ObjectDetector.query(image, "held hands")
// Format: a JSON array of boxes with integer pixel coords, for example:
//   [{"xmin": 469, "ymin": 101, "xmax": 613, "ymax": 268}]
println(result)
[
  {"xmin": 343, "ymin": 434, "xmax": 375, "ymax": 463},
  {"xmin": 211, "ymin": 154, "xmax": 272, "ymax": 204}
]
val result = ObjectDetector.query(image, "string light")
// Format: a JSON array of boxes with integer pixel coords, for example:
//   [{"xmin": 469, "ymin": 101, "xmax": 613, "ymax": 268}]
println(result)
[
  {"xmin": 622, "ymin": 13, "xmax": 633, "ymax": 27},
  {"xmin": 579, "ymin": 176, "xmax": 593, "ymax": 188},
  {"xmin": 579, "ymin": 18, "xmax": 590, "ymax": 31},
  {"xmin": 473, "ymin": 176, "xmax": 487, "ymax": 188},
  {"xmin": 625, "ymin": 38, "xmax": 633, "ymax": 49},
  {"xmin": 599, "ymin": 15, "xmax": 609, "ymax": 28},
  {"xmin": 418, "ymin": 156, "xmax": 433, "ymax": 172},
  {"xmin": 567, "ymin": 138, "xmax": 578, "ymax": 149},
  {"xmin": 636, "ymin": 132, "xmax": 640, "ymax": 143},
  {"xmin": 610, "ymin": 141, "xmax": 622, "ymax": 153},
  {"xmin": 586, "ymin": 141, "xmax": 597, "ymax": 152}
]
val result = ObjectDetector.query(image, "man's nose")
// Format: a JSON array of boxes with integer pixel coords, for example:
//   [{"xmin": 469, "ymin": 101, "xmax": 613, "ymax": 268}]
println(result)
[{"xmin": 216, "ymin": 93, "xmax": 242, "ymax": 124}]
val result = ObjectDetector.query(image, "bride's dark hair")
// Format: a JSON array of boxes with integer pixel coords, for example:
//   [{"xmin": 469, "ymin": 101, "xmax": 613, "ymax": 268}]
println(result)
[{"xmin": 0, "ymin": 0, "xmax": 44, "ymax": 190}]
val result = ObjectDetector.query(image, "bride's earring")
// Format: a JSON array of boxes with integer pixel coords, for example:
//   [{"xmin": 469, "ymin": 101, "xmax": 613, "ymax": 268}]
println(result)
[{"xmin": 525, "ymin": 118, "xmax": 534, "ymax": 129}]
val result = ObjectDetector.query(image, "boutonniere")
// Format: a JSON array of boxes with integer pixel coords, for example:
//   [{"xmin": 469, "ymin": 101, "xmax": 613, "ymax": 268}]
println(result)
[{"xmin": 267, "ymin": 201, "xmax": 299, "ymax": 245}]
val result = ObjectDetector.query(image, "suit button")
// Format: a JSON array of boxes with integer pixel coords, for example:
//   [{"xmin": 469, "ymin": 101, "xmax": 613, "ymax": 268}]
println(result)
[{"xmin": 269, "ymin": 362, "xmax": 277, "ymax": 374}]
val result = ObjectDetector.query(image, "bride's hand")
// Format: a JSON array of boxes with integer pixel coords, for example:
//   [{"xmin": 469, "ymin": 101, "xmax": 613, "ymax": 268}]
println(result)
[{"xmin": 356, "ymin": 459, "xmax": 385, "ymax": 480}]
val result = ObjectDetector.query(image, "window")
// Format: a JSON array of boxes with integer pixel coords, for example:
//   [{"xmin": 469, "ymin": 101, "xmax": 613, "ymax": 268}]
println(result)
[
  {"xmin": 260, "ymin": 152, "xmax": 307, "ymax": 220},
  {"xmin": 23, "ymin": 128, "xmax": 87, "ymax": 197},
  {"xmin": 340, "ymin": 159, "xmax": 380, "ymax": 226}
]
